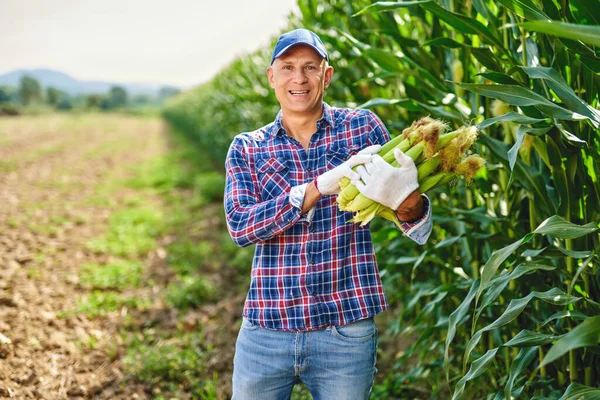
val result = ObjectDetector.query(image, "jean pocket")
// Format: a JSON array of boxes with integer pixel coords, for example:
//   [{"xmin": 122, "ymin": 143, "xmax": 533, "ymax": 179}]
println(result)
[
  {"xmin": 241, "ymin": 317, "xmax": 260, "ymax": 331},
  {"xmin": 330, "ymin": 317, "xmax": 376, "ymax": 342}
]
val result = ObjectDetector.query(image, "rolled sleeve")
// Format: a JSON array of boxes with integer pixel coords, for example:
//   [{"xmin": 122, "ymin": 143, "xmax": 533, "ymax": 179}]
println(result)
[{"xmin": 397, "ymin": 195, "xmax": 432, "ymax": 245}]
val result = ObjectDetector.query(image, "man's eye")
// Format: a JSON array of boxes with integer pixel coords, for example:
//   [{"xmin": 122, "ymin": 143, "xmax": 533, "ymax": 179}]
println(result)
[
  {"xmin": 283, "ymin": 65, "xmax": 292, "ymax": 70},
  {"xmin": 306, "ymin": 66, "xmax": 315, "ymax": 70}
]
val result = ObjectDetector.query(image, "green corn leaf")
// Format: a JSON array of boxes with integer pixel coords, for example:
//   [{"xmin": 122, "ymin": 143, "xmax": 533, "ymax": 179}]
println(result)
[
  {"xmin": 496, "ymin": 0, "xmax": 549, "ymax": 20},
  {"xmin": 353, "ymin": 0, "xmax": 433, "ymax": 16},
  {"xmin": 570, "ymin": 255, "xmax": 595, "ymax": 297},
  {"xmin": 520, "ymin": 20, "xmax": 600, "ymax": 48},
  {"xmin": 452, "ymin": 348, "xmax": 499, "ymax": 400},
  {"xmin": 541, "ymin": 310, "xmax": 589, "ymax": 328},
  {"xmin": 364, "ymin": 47, "xmax": 403, "ymax": 73},
  {"xmin": 465, "ymin": 288, "xmax": 580, "ymax": 371},
  {"xmin": 477, "ymin": 112, "xmax": 546, "ymax": 130},
  {"xmin": 458, "ymin": 83, "xmax": 588, "ymax": 122},
  {"xmin": 504, "ymin": 330, "xmax": 564, "ymax": 347},
  {"xmin": 476, "ymin": 236, "xmax": 531, "ymax": 303},
  {"xmin": 476, "ymin": 71, "xmax": 522, "ymax": 85},
  {"xmin": 434, "ymin": 235, "xmax": 464, "ymax": 249},
  {"xmin": 358, "ymin": 97, "xmax": 463, "ymax": 121},
  {"xmin": 414, "ymin": 292, "xmax": 448, "ymax": 324},
  {"xmin": 533, "ymin": 215, "xmax": 600, "ymax": 239},
  {"xmin": 522, "ymin": 66, "xmax": 600, "ymax": 128},
  {"xmin": 546, "ymin": 135, "xmax": 571, "ymax": 217},
  {"xmin": 424, "ymin": 37, "xmax": 462, "ymax": 48},
  {"xmin": 479, "ymin": 134, "xmax": 556, "ymax": 215},
  {"xmin": 358, "ymin": 98, "xmax": 416, "ymax": 110},
  {"xmin": 556, "ymin": 246, "xmax": 594, "ymax": 259},
  {"xmin": 393, "ymin": 255, "xmax": 422, "ymax": 264},
  {"xmin": 425, "ymin": 37, "xmax": 503, "ymax": 71},
  {"xmin": 569, "ymin": 0, "xmax": 600, "ymax": 25},
  {"xmin": 444, "ymin": 279, "xmax": 479, "ymax": 381},
  {"xmin": 507, "ymin": 125, "xmax": 552, "ymax": 176},
  {"xmin": 472, "ymin": 0, "xmax": 499, "ymax": 28},
  {"xmin": 555, "ymin": 122, "xmax": 588, "ymax": 147},
  {"xmin": 475, "ymin": 262, "xmax": 555, "ymax": 326},
  {"xmin": 520, "ymin": 247, "xmax": 547, "ymax": 257},
  {"xmin": 420, "ymin": 2, "xmax": 505, "ymax": 50},
  {"xmin": 541, "ymin": 316, "xmax": 600, "ymax": 368},
  {"xmin": 504, "ymin": 347, "xmax": 538, "ymax": 400},
  {"xmin": 558, "ymin": 383, "xmax": 600, "ymax": 400},
  {"xmin": 410, "ymin": 251, "xmax": 428, "ymax": 286}
]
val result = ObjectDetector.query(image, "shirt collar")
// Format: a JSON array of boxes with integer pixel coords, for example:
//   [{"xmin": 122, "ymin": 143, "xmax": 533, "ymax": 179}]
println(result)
[{"xmin": 271, "ymin": 102, "xmax": 337, "ymax": 138}]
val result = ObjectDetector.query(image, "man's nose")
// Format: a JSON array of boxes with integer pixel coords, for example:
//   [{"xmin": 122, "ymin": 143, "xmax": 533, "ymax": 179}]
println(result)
[{"xmin": 292, "ymin": 69, "xmax": 308, "ymax": 83}]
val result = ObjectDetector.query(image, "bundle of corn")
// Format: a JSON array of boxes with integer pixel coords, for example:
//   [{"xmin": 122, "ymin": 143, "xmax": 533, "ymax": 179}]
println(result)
[{"xmin": 336, "ymin": 117, "xmax": 485, "ymax": 227}]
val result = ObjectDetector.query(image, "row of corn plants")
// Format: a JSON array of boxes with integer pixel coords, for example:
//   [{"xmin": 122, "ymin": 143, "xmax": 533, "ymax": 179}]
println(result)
[{"xmin": 163, "ymin": 0, "xmax": 600, "ymax": 397}]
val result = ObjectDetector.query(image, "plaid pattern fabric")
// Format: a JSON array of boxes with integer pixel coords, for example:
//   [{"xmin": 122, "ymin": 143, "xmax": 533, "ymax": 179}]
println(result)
[{"xmin": 225, "ymin": 103, "xmax": 431, "ymax": 331}]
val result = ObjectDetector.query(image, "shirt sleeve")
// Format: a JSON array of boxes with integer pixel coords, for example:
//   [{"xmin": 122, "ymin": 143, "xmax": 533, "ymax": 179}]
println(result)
[
  {"xmin": 224, "ymin": 136, "xmax": 303, "ymax": 247},
  {"xmin": 393, "ymin": 194, "xmax": 433, "ymax": 245}
]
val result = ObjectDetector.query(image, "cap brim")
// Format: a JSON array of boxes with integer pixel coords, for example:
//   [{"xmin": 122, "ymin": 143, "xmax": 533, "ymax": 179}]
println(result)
[{"xmin": 271, "ymin": 43, "xmax": 328, "ymax": 64}]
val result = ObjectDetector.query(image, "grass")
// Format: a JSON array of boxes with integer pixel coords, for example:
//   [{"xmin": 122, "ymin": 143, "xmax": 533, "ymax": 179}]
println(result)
[
  {"xmin": 166, "ymin": 239, "xmax": 214, "ymax": 275},
  {"xmin": 164, "ymin": 275, "xmax": 217, "ymax": 310},
  {"xmin": 86, "ymin": 207, "xmax": 164, "ymax": 257},
  {"xmin": 122, "ymin": 330, "xmax": 217, "ymax": 399},
  {"xmin": 26, "ymin": 267, "xmax": 43, "ymax": 280},
  {"xmin": 68, "ymin": 125, "xmax": 241, "ymax": 397},
  {"xmin": 126, "ymin": 153, "xmax": 195, "ymax": 193},
  {"xmin": 74, "ymin": 290, "xmax": 151, "ymax": 318},
  {"xmin": 0, "ymin": 160, "xmax": 17, "ymax": 173},
  {"xmin": 80, "ymin": 259, "xmax": 143, "ymax": 290},
  {"xmin": 6, "ymin": 215, "xmax": 26, "ymax": 228},
  {"xmin": 193, "ymin": 172, "xmax": 225, "ymax": 204}
]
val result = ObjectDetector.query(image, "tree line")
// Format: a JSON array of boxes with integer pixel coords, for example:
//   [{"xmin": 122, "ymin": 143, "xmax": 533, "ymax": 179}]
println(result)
[{"xmin": 0, "ymin": 74, "xmax": 180, "ymax": 115}]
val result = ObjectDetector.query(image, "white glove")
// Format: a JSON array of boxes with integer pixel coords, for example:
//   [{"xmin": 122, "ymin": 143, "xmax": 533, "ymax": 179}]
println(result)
[
  {"xmin": 352, "ymin": 148, "xmax": 419, "ymax": 210},
  {"xmin": 316, "ymin": 145, "xmax": 382, "ymax": 195}
]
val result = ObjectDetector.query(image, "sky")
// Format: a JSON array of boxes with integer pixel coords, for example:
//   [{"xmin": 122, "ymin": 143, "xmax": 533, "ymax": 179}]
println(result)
[{"xmin": 0, "ymin": 0, "xmax": 299, "ymax": 88}]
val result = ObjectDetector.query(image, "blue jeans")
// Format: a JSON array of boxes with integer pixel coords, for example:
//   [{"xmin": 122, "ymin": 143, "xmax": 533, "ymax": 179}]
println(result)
[{"xmin": 232, "ymin": 317, "xmax": 378, "ymax": 400}]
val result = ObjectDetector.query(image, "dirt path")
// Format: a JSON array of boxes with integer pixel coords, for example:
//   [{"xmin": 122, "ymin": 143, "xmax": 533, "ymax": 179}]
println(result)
[{"xmin": 0, "ymin": 114, "xmax": 173, "ymax": 399}]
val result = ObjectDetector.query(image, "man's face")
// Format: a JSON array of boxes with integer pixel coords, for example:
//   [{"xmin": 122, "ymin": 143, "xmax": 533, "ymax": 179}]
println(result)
[{"xmin": 267, "ymin": 45, "xmax": 333, "ymax": 117}]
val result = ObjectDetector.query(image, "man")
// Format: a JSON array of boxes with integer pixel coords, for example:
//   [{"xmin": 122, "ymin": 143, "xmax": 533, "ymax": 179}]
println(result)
[{"xmin": 224, "ymin": 28, "xmax": 432, "ymax": 399}]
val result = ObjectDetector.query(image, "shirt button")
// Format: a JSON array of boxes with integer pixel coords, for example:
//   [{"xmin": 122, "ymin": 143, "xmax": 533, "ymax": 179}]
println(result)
[
  {"xmin": 311, "ymin": 260, "xmax": 315, "ymax": 265},
  {"xmin": 307, "ymin": 167, "xmax": 312, "ymax": 172}
]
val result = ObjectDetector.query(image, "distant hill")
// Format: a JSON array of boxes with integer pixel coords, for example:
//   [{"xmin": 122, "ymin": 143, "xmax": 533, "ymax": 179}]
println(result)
[{"xmin": 0, "ymin": 68, "xmax": 180, "ymax": 96}]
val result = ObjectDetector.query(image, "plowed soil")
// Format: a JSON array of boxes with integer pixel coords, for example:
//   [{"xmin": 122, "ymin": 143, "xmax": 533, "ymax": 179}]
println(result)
[{"xmin": 0, "ymin": 114, "xmax": 240, "ymax": 399}]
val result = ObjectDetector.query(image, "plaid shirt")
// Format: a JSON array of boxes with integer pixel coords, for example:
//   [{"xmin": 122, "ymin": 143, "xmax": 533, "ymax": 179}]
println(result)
[{"xmin": 225, "ymin": 103, "xmax": 431, "ymax": 331}]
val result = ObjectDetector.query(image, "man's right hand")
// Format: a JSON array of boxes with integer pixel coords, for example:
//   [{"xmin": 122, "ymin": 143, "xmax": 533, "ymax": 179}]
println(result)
[{"xmin": 315, "ymin": 144, "xmax": 381, "ymax": 195}]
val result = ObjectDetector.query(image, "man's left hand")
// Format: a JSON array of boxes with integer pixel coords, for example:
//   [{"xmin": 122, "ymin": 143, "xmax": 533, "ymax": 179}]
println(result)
[{"xmin": 352, "ymin": 148, "xmax": 419, "ymax": 210}]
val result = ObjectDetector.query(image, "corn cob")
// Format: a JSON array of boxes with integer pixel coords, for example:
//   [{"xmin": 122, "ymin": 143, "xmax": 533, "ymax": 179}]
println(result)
[{"xmin": 335, "ymin": 116, "xmax": 485, "ymax": 227}]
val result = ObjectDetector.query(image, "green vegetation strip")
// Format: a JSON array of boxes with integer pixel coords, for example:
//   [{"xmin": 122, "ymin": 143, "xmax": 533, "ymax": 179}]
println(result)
[{"xmin": 69, "ymin": 130, "xmax": 250, "ymax": 399}]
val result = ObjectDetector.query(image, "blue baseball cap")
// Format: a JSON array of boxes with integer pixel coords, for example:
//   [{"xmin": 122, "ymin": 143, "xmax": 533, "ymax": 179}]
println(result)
[{"xmin": 271, "ymin": 28, "xmax": 328, "ymax": 65}]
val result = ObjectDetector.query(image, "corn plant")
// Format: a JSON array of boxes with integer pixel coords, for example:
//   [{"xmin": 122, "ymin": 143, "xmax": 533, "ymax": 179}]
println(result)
[{"xmin": 308, "ymin": 0, "xmax": 600, "ymax": 397}]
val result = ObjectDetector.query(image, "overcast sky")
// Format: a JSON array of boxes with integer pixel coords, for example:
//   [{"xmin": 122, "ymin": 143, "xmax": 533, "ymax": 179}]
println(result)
[{"xmin": 0, "ymin": 0, "xmax": 298, "ymax": 88}]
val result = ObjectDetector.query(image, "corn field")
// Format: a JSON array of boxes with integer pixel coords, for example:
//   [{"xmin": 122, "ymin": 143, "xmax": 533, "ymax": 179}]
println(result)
[{"xmin": 164, "ymin": 0, "xmax": 600, "ymax": 398}]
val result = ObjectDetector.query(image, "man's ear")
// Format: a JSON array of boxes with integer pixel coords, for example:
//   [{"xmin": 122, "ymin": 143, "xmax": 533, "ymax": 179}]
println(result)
[
  {"xmin": 266, "ymin": 66, "xmax": 275, "ymax": 88},
  {"xmin": 324, "ymin": 65, "xmax": 334, "ymax": 89}
]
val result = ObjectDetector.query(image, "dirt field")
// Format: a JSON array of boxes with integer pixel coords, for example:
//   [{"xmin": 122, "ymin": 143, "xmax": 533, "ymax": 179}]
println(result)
[{"xmin": 0, "ymin": 114, "xmax": 244, "ymax": 399}]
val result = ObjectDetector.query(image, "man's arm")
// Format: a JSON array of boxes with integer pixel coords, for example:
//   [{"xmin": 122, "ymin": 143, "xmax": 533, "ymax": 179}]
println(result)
[
  {"xmin": 395, "ymin": 190, "xmax": 424, "ymax": 222},
  {"xmin": 225, "ymin": 137, "xmax": 303, "ymax": 248},
  {"xmin": 302, "ymin": 181, "xmax": 322, "ymax": 214}
]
